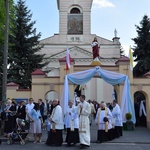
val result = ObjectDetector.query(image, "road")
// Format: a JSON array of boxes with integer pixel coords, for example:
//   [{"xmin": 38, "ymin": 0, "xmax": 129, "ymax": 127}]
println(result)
[{"xmin": 1, "ymin": 141, "xmax": 150, "ymax": 150}]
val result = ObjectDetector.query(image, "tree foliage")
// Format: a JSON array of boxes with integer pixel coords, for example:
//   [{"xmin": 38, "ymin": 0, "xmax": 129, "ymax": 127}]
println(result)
[
  {"xmin": 132, "ymin": 15, "xmax": 150, "ymax": 77},
  {"xmin": 120, "ymin": 46, "xmax": 125, "ymax": 57},
  {"xmin": 8, "ymin": 0, "xmax": 48, "ymax": 89},
  {"xmin": 0, "ymin": 0, "xmax": 6, "ymax": 43},
  {"xmin": 0, "ymin": 0, "xmax": 15, "ymax": 100}
]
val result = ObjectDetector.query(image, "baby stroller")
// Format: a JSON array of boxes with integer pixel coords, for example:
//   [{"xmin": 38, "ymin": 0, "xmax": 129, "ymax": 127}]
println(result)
[{"xmin": 7, "ymin": 118, "xmax": 30, "ymax": 145}]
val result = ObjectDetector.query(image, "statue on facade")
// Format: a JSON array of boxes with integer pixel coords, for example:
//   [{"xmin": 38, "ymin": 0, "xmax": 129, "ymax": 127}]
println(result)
[
  {"xmin": 114, "ymin": 29, "xmax": 117, "ymax": 37},
  {"xmin": 91, "ymin": 37, "xmax": 100, "ymax": 61}
]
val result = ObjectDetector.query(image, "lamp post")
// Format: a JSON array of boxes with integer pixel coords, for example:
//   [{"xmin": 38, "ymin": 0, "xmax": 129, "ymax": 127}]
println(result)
[{"xmin": 2, "ymin": 0, "xmax": 9, "ymax": 110}]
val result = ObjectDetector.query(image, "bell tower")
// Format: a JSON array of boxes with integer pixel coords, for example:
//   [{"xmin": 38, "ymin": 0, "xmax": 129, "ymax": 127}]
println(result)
[{"xmin": 57, "ymin": 0, "xmax": 93, "ymax": 36}]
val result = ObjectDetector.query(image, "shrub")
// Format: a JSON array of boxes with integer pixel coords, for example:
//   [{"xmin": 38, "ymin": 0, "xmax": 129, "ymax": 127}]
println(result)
[{"xmin": 126, "ymin": 112, "xmax": 132, "ymax": 121}]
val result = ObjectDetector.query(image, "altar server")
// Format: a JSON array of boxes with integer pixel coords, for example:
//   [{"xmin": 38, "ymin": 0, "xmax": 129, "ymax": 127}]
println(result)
[{"xmin": 64, "ymin": 100, "xmax": 79, "ymax": 146}]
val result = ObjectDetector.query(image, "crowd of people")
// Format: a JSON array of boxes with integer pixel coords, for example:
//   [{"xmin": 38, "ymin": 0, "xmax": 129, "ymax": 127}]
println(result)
[
  {"xmin": 0, "ymin": 96, "xmax": 123, "ymax": 148},
  {"xmin": 44, "ymin": 97, "xmax": 123, "ymax": 148},
  {"xmin": 0, "ymin": 98, "xmax": 51, "ymax": 142},
  {"xmin": 88, "ymin": 99, "xmax": 123, "ymax": 143}
]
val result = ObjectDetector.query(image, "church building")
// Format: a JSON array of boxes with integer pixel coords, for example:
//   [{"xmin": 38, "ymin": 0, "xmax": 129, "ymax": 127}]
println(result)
[
  {"xmin": 6, "ymin": 0, "xmax": 150, "ymax": 129},
  {"xmin": 38, "ymin": 0, "xmax": 121, "ymax": 102}
]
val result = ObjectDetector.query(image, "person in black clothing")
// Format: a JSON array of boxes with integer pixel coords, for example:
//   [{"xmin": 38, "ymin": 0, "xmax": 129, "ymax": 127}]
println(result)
[
  {"xmin": 4, "ymin": 99, "xmax": 16, "ymax": 134},
  {"xmin": 46, "ymin": 100, "xmax": 50, "ymax": 113},
  {"xmin": 107, "ymin": 103, "xmax": 113, "ymax": 111},
  {"xmin": 49, "ymin": 102, "xmax": 54, "ymax": 116},
  {"xmin": 139, "ymin": 100, "xmax": 147, "ymax": 127},
  {"xmin": 17, "ymin": 101, "xmax": 26, "ymax": 120},
  {"xmin": 38, "ymin": 99, "xmax": 44, "ymax": 118},
  {"xmin": 38, "ymin": 99, "xmax": 45, "ymax": 130},
  {"xmin": 134, "ymin": 99, "xmax": 140, "ymax": 127},
  {"xmin": 45, "ymin": 99, "xmax": 64, "ymax": 146}
]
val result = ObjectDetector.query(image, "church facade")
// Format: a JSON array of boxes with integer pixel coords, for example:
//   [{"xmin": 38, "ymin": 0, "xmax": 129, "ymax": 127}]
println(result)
[
  {"xmin": 6, "ymin": 0, "xmax": 150, "ymax": 129},
  {"xmin": 38, "ymin": 0, "xmax": 121, "ymax": 102}
]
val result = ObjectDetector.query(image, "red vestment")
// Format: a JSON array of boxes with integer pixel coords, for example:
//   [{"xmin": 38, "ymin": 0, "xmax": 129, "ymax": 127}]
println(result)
[{"xmin": 92, "ymin": 44, "xmax": 99, "ymax": 60}]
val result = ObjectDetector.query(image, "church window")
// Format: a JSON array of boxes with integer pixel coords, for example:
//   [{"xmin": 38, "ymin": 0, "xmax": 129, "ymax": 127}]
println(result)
[{"xmin": 70, "ymin": 8, "xmax": 80, "ymax": 14}]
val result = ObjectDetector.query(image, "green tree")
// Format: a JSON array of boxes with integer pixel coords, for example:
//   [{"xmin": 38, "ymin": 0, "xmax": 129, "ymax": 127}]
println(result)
[
  {"xmin": 0, "ymin": 0, "xmax": 15, "ymax": 100},
  {"xmin": 8, "ymin": 0, "xmax": 48, "ymax": 89},
  {"xmin": 132, "ymin": 15, "xmax": 150, "ymax": 77},
  {"xmin": 0, "ymin": 0, "xmax": 6, "ymax": 43},
  {"xmin": 0, "ymin": 0, "xmax": 15, "ymax": 56},
  {"xmin": 120, "ymin": 46, "xmax": 125, "ymax": 57}
]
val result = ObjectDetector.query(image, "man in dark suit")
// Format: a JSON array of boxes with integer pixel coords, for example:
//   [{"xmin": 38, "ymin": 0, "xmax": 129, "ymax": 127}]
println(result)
[
  {"xmin": 17, "ymin": 101, "xmax": 26, "ymax": 120},
  {"xmin": 38, "ymin": 99, "xmax": 44, "ymax": 118}
]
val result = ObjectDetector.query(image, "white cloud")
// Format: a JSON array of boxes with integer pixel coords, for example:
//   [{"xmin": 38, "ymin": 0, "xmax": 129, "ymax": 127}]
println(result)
[
  {"xmin": 93, "ymin": 0, "xmax": 115, "ymax": 8},
  {"xmin": 122, "ymin": 44, "xmax": 130, "ymax": 57}
]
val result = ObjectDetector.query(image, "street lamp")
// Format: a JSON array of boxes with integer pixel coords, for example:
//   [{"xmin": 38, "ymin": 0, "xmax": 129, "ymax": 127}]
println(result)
[{"xmin": 2, "ymin": 0, "xmax": 9, "ymax": 110}]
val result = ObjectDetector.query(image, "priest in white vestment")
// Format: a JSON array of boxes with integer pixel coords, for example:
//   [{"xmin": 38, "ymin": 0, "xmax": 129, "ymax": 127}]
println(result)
[
  {"xmin": 77, "ymin": 95, "xmax": 91, "ymax": 149},
  {"xmin": 112, "ymin": 100, "xmax": 123, "ymax": 138},
  {"xmin": 64, "ymin": 100, "xmax": 79, "ymax": 146},
  {"xmin": 95, "ymin": 101, "xmax": 113, "ymax": 143},
  {"xmin": 46, "ymin": 99, "xmax": 64, "ymax": 146}
]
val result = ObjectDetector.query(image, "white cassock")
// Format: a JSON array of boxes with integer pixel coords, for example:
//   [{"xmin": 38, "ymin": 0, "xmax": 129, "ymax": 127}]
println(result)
[
  {"xmin": 112, "ymin": 104, "xmax": 122, "ymax": 127},
  {"xmin": 95, "ymin": 107, "xmax": 113, "ymax": 130},
  {"xmin": 64, "ymin": 105, "xmax": 79, "ymax": 129},
  {"xmin": 77, "ymin": 101, "xmax": 91, "ymax": 146},
  {"xmin": 51, "ymin": 105, "xmax": 64, "ymax": 130}
]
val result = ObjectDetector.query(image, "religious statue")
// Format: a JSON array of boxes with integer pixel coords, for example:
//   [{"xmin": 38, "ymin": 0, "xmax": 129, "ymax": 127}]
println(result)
[
  {"xmin": 91, "ymin": 37, "xmax": 100, "ymax": 60},
  {"xmin": 114, "ymin": 29, "xmax": 117, "ymax": 37}
]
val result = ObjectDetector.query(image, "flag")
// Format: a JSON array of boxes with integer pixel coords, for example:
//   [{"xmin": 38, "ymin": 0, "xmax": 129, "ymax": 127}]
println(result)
[
  {"xmin": 66, "ymin": 48, "xmax": 71, "ymax": 70},
  {"xmin": 129, "ymin": 46, "xmax": 133, "ymax": 71}
]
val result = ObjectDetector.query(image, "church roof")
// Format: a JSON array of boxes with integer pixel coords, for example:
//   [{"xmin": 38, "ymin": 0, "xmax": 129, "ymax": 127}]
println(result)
[
  {"xmin": 7, "ymin": 82, "xmax": 19, "ymax": 86},
  {"xmin": 31, "ymin": 69, "xmax": 46, "ymax": 75},
  {"xmin": 49, "ymin": 46, "xmax": 93, "ymax": 59},
  {"xmin": 143, "ymin": 71, "xmax": 150, "ymax": 78},
  {"xmin": 115, "ymin": 56, "xmax": 129, "ymax": 65}
]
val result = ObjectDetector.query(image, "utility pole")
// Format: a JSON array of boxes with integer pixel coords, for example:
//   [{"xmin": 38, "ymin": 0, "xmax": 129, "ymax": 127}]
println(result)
[{"xmin": 2, "ymin": 0, "xmax": 9, "ymax": 110}]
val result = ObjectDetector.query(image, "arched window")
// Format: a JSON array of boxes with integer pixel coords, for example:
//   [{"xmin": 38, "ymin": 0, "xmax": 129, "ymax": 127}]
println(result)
[{"xmin": 70, "ymin": 8, "xmax": 80, "ymax": 14}]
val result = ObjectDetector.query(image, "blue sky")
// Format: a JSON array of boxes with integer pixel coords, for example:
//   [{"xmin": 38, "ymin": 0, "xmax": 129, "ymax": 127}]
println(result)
[{"xmin": 14, "ymin": 0, "xmax": 150, "ymax": 55}]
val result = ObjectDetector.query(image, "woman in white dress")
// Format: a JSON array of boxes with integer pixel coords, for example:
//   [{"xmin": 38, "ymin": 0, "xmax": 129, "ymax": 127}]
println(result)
[{"xmin": 29, "ymin": 103, "xmax": 43, "ymax": 143}]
